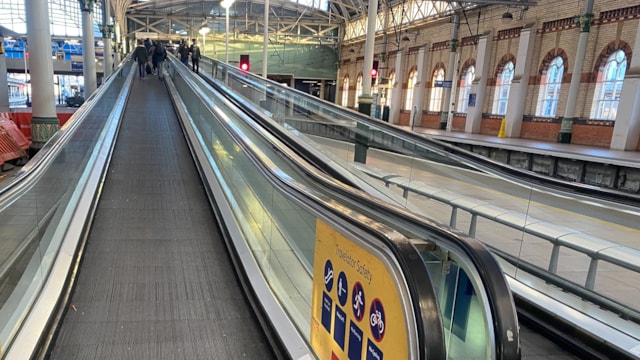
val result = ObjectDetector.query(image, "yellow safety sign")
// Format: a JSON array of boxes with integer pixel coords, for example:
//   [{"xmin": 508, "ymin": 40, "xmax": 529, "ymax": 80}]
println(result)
[{"xmin": 310, "ymin": 219, "xmax": 409, "ymax": 360}]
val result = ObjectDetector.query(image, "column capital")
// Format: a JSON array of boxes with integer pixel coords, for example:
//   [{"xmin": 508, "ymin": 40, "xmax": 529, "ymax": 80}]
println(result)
[
  {"xmin": 573, "ymin": 13, "xmax": 594, "ymax": 32},
  {"xmin": 100, "ymin": 24, "xmax": 113, "ymax": 38},
  {"xmin": 78, "ymin": 0, "xmax": 95, "ymax": 12},
  {"xmin": 448, "ymin": 38, "xmax": 458, "ymax": 53}
]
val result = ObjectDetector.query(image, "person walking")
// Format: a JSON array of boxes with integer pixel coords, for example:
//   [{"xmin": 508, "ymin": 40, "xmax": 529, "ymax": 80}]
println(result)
[
  {"xmin": 132, "ymin": 40, "xmax": 149, "ymax": 79},
  {"xmin": 189, "ymin": 38, "xmax": 201, "ymax": 74},
  {"xmin": 178, "ymin": 40, "xmax": 190, "ymax": 66},
  {"xmin": 151, "ymin": 41, "xmax": 167, "ymax": 77}
]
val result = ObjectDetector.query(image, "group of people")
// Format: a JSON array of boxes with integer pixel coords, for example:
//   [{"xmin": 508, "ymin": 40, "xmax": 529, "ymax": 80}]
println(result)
[
  {"xmin": 132, "ymin": 37, "xmax": 202, "ymax": 79},
  {"xmin": 177, "ymin": 39, "xmax": 201, "ymax": 74},
  {"xmin": 132, "ymin": 38, "xmax": 167, "ymax": 79}
]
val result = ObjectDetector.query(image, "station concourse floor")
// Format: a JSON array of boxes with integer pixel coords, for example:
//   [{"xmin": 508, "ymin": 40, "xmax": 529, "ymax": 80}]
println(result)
[{"xmin": 1, "ymin": 78, "xmax": 632, "ymax": 359}]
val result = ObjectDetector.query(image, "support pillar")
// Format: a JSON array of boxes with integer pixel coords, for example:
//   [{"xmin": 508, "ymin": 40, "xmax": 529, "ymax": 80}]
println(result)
[
  {"xmin": 353, "ymin": 0, "xmax": 379, "ymax": 164},
  {"xmin": 261, "ymin": 0, "xmax": 269, "ymax": 78},
  {"xmin": 504, "ymin": 22, "xmax": 538, "ymax": 138},
  {"xmin": 101, "ymin": 25, "xmax": 113, "ymax": 78},
  {"xmin": 101, "ymin": 0, "xmax": 113, "ymax": 78},
  {"xmin": 465, "ymin": 30, "xmax": 493, "ymax": 134},
  {"xmin": 80, "ymin": 0, "xmax": 97, "ymax": 97},
  {"xmin": 0, "ymin": 39, "xmax": 9, "ymax": 112},
  {"xmin": 558, "ymin": 0, "xmax": 594, "ymax": 143},
  {"xmin": 610, "ymin": 22, "xmax": 640, "ymax": 150},
  {"xmin": 389, "ymin": 48, "xmax": 406, "ymax": 125},
  {"xmin": 410, "ymin": 44, "xmax": 431, "ymax": 130},
  {"xmin": 439, "ymin": 14, "xmax": 460, "ymax": 130},
  {"xmin": 26, "ymin": 0, "xmax": 59, "ymax": 151}
]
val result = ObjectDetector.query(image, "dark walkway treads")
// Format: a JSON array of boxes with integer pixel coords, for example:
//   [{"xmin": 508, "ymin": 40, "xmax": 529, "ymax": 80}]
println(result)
[{"xmin": 49, "ymin": 75, "xmax": 274, "ymax": 359}]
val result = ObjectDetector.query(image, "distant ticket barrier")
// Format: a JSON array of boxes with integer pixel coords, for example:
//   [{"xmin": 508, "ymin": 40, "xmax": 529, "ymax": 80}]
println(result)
[{"xmin": 311, "ymin": 219, "xmax": 410, "ymax": 360}]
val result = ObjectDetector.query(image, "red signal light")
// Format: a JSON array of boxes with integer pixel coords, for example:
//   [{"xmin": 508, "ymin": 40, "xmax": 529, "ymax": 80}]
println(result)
[{"xmin": 239, "ymin": 54, "xmax": 250, "ymax": 72}]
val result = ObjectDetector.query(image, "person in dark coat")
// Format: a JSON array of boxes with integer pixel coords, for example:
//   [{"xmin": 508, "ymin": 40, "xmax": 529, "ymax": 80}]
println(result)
[
  {"xmin": 189, "ymin": 38, "xmax": 201, "ymax": 74},
  {"xmin": 151, "ymin": 41, "xmax": 167, "ymax": 76},
  {"xmin": 132, "ymin": 40, "xmax": 149, "ymax": 79},
  {"xmin": 178, "ymin": 40, "xmax": 190, "ymax": 65}
]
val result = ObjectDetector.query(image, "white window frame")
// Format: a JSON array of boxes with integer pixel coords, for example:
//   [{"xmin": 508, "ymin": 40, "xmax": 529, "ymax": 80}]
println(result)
[
  {"xmin": 405, "ymin": 70, "xmax": 417, "ymax": 111},
  {"xmin": 429, "ymin": 67, "xmax": 445, "ymax": 112},
  {"xmin": 536, "ymin": 57, "xmax": 564, "ymax": 117},
  {"xmin": 457, "ymin": 65, "xmax": 475, "ymax": 113},
  {"xmin": 590, "ymin": 50, "xmax": 627, "ymax": 120},
  {"xmin": 342, "ymin": 76, "xmax": 350, "ymax": 107},
  {"xmin": 355, "ymin": 74, "xmax": 363, "ymax": 108},
  {"xmin": 492, "ymin": 61, "xmax": 514, "ymax": 115}
]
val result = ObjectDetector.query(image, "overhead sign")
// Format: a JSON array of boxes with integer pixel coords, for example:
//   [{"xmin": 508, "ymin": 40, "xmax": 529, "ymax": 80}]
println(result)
[
  {"xmin": 434, "ymin": 80, "xmax": 452, "ymax": 88},
  {"xmin": 135, "ymin": 31, "xmax": 158, "ymax": 39},
  {"xmin": 311, "ymin": 219, "xmax": 410, "ymax": 360}
]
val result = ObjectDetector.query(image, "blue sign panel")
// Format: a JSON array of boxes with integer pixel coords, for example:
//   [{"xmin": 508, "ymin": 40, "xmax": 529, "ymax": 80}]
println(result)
[
  {"xmin": 322, "ymin": 292, "xmax": 333, "ymax": 332},
  {"xmin": 324, "ymin": 260, "xmax": 334, "ymax": 292},
  {"xmin": 337, "ymin": 271, "xmax": 348, "ymax": 306},
  {"xmin": 333, "ymin": 306, "xmax": 347, "ymax": 350},
  {"xmin": 348, "ymin": 321, "xmax": 363, "ymax": 360},
  {"xmin": 366, "ymin": 339, "xmax": 384, "ymax": 360},
  {"xmin": 468, "ymin": 93, "xmax": 477, "ymax": 107},
  {"xmin": 71, "ymin": 61, "xmax": 83, "ymax": 72}
]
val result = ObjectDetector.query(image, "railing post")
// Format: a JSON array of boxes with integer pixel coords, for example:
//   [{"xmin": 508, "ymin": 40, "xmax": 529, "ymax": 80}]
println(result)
[
  {"xmin": 585, "ymin": 258, "xmax": 599, "ymax": 290},
  {"xmin": 469, "ymin": 214, "xmax": 478, "ymax": 238},
  {"xmin": 450, "ymin": 207, "xmax": 458, "ymax": 228},
  {"xmin": 548, "ymin": 244, "xmax": 560, "ymax": 273}
]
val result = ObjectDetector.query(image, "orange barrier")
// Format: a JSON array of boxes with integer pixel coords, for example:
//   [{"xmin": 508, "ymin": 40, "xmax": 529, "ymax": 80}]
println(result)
[
  {"xmin": 0, "ymin": 120, "xmax": 28, "ymax": 165},
  {"xmin": 9, "ymin": 112, "xmax": 75, "ymax": 141}
]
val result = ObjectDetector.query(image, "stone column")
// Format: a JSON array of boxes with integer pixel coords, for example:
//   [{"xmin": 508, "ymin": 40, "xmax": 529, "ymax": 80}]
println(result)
[
  {"xmin": 610, "ymin": 23, "xmax": 640, "ymax": 150},
  {"xmin": 357, "ymin": 0, "xmax": 378, "ymax": 116},
  {"xmin": 439, "ymin": 14, "xmax": 460, "ymax": 130},
  {"xmin": 504, "ymin": 22, "xmax": 538, "ymax": 138},
  {"xmin": 465, "ymin": 30, "xmax": 493, "ymax": 134},
  {"xmin": 353, "ymin": 0, "xmax": 379, "ymax": 164},
  {"xmin": 389, "ymin": 48, "xmax": 406, "ymax": 125},
  {"xmin": 0, "ymin": 38, "xmax": 9, "ymax": 112},
  {"xmin": 26, "ymin": 0, "xmax": 59, "ymax": 151},
  {"xmin": 80, "ymin": 0, "xmax": 97, "ymax": 97},
  {"xmin": 101, "ymin": 25, "xmax": 113, "ymax": 78},
  {"xmin": 410, "ymin": 44, "xmax": 430, "ymax": 129}
]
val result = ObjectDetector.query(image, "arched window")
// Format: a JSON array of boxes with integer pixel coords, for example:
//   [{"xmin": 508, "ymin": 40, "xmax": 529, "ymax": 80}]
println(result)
[
  {"xmin": 429, "ymin": 67, "xmax": 445, "ymax": 112},
  {"xmin": 355, "ymin": 74, "xmax": 363, "ymax": 108},
  {"xmin": 405, "ymin": 70, "xmax": 417, "ymax": 110},
  {"xmin": 386, "ymin": 72, "xmax": 396, "ymax": 107},
  {"xmin": 457, "ymin": 65, "xmax": 475, "ymax": 113},
  {"xmin": 341, "ymin": 76, "xmax": 350, "ymax": 107},
  {"xmin": 536, "ymin": 57, "xmax": 564, "ymax": 117},
  {"xmin": 492, "ymin": 61, "xmax": 514, "ymax": 115},
  {"xmin": 591, "ymin": 50, "xmax": 627, "ymax": 120}
]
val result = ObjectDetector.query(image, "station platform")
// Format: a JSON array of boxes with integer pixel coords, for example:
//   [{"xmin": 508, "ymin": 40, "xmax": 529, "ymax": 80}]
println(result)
[{"xmin": 410, "ymin": 126, "xmax": 640, "ymax": 168}]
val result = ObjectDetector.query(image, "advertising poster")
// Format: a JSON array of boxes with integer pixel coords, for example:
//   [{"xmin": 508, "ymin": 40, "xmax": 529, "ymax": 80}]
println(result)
[{"xmin": 310, "ymin": 219, "xmax": 409, "ymax": 360}]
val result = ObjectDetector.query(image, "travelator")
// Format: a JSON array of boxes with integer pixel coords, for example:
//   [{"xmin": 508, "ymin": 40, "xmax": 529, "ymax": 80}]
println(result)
[
  {"xmin": 0, "ymin": 55, "xmax": 519, "ymax": 359},
  {"xmin": 193, "ymin": 57, "xmax": 640, "ymax": 359}
]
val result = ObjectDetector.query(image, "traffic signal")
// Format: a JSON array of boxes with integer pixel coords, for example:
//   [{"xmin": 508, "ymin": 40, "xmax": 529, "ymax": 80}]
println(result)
[
  {"xmin": 240, "ymin": 54, "xmax": 250, "ymax": 71},
  {"xmin": 370, "ymin": 60, "xmax": 379, "ymax": 81}
]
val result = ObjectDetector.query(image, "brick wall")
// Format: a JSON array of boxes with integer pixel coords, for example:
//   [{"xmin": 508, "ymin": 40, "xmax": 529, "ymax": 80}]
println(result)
[
  {"xmin": 337, "ymin": 0, "xmax": 640, "ymax": 148},
  {"xmin": 520, "ymin": 120, "xmax": 562, "ymax": 142},
  {"xmin": 451, "ymin": 115, "xmax": 467, "ymax": 132},
  {"xmin": 571, "ymin": 124, "xmax": 614, "ymax": 147}
]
